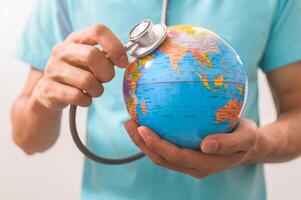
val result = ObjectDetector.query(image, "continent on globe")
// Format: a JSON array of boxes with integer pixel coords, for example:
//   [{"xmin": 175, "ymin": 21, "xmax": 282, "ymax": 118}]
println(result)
[
  {"xmin": 123, "ymin": 24, "xmax": 248, "ymax": 149},
  {"xmin": 216, "ymin": 97, "xmax": 243, "ymax": 127}
]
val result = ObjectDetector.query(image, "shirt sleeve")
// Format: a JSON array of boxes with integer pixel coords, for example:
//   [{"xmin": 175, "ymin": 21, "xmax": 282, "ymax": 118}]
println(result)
[
  {"xmin": 260, "ymin": 0, "xmax": 301, "ymax": 72},
  {"xmin": 14, "ymin": 0, "xmax": 72, "ymax": 71}
]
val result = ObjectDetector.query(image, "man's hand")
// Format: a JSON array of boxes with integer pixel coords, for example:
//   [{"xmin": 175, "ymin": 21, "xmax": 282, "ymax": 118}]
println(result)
[
  {"xmin": 124, "ymin": 61, "xmax": 301, "ymax": 178},
  {"xmin": 12, "ymin": 24, "xmax": 128, "ymax": 154},
  {"xmin": 33, "ymin": 24, "xmax": 128, "ymax": 110},
  {"xmin": 124, "ymin": 119, "xmax": 261, "ymax": 179}
]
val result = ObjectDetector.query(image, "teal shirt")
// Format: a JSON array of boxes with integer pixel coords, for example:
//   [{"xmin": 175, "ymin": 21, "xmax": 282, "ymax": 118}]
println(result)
[{"xmin": 16, "ymin": 0, "xmax": 301, "ymax": 199}]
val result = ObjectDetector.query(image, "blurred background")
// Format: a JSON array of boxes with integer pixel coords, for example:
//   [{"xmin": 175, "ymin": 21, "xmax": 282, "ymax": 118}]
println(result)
[{"xmin": 1, "ymin": 1, "xmax": 301, "ymax": 199}]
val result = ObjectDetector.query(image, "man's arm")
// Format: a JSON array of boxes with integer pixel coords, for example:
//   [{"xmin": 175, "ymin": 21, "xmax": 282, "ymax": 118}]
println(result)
[
  {"xmin": 124, "ymin": 61, "xmax": 301, "ymax": 178},
  {"xmin": 256, "ymin": 61, "xmax": 301, "ymax": 163},
  {"xmin": 11, "ymin": 68, "xmax": 62, "ymax": 154},
  {"xmin": 12, "ymin": 24, "xmax": 128, "ymax": 155}
]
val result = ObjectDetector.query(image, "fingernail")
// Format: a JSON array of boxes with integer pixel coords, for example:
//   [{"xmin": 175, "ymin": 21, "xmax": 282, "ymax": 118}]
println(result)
[
  {"xmin": 118, "ymin": 55, "xmax": 128, "ymax": 67},
  {"xmin": 203, "ymin": 139, "xmax": 219, "ymax": 154},
  {"xmin": 138, "ymin": 128, "xmax": 148, "ymax": 141}
]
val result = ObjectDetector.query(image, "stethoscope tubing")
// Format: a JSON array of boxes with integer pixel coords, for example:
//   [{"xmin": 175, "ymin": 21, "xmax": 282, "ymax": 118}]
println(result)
[{"xmin": 69, "ymin": 105, "xmax": 145, "ymax": 164}]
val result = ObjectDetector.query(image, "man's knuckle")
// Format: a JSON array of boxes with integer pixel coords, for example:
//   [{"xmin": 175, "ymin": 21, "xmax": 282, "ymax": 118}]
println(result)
[
  {"xmin": 244, "ymin": 119, "xmax": 257, "ymax": 132},
  {"xmin": 80, "ymin": 73, "xmax": 94, "ymax": 88},
  {"xmin": 226, "ymin": 137, "xmax": 239, "ymax": 149},
  {"xmin": 51, "ymin": 42, "xmax": 65, "ymax": 57},
  {"xmin": 45, "ymin": 62, "xmax": 60, "ymax": 78},
  {"xmin": 66, "ymin": 31, "xmax": 77, "ymax": 40},
  {"xmin": 250, "ymin": 126, "xmax": 258, "ymax": 139},
  {"xmin": 71, "ymin": 89, "xmax": 83, "ymax": 100},
  {"xmin": 41, "ymin": 79, "xmax": 53, "ymax": 95},
  {"xmin": 86, "ymin": 47, "xmax": 99, "ymax": 62},
  {"xmin": 93, "ymin": 24, "xmax": 109, "ymax": 35}
]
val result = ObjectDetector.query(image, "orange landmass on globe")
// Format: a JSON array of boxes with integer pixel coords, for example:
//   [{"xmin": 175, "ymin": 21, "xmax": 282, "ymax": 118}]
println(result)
[
  {"xmin": 126, "ymin": 59, "xmax": 138, "ymax": 74},
  {"xmin": 159, "ymin": 27, "xmax": 215, "ymax": 71},
  {"xmin": 125, "ymin": 61, "xmax": 142, "ymax": 123},
  {"xmin": 141, "ymin": 100, "xmax": 147, "ymax": 114},
  {"xmin": 216, "ymin": 97, "xmax": 242, "ymax": 127},
  {"xmin": 160, "ymin": 35, "xmax": 213, "ymax": 70},
  {"xmin": 159, "ymin": 37, "xmax": 187, "ymax": 71},
  {"xmin": 213, "ymin": 74, "xmax": 224, "ymax": 87},
  {"xmin": 235, "ymin": 84, "xmax": 244, "ymax": 94},
  {"xmin": 190, "ymin": 51, "xmax": 213, "ymax": 68}
]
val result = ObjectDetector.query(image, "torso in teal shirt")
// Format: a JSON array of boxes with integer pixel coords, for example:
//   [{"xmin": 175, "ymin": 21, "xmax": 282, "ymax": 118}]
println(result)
[{"xmin": 16, "ymin": 0, "xmax": 301, "ymax": 199}]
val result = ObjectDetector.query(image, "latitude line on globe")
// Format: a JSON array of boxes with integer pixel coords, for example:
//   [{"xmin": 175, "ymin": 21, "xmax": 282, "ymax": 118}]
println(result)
[{"xmin": 137, "ymin": 80, "xmax": 244, "ymax": 85}]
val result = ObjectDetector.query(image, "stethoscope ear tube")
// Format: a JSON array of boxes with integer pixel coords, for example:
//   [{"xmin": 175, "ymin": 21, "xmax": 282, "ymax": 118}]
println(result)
[{"xmin": 69, "ymin": 105, "xmax": 145, "ymax": 164}]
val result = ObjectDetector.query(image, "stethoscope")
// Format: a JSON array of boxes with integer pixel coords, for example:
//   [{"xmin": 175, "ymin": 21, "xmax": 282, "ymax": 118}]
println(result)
[{"xmin": 69, "ymin": 0, "xmax": 169, "ymax": 164}]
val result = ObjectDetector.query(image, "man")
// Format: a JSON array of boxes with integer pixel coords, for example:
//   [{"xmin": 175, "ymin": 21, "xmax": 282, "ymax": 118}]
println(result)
[{"xmin": 12, "ymin": 0, "xmax": 301, "ymax": 199}]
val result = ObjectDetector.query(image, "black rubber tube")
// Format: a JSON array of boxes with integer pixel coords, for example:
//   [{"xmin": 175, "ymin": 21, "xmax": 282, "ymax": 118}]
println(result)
[{"xmin": 69, "ymin": 105, "xmax": 145, "ymax": 164}]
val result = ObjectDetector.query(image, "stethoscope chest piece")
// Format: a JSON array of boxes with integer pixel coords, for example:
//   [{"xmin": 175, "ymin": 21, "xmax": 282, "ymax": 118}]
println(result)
[{"xmin": 126, "ymin": 19, "xmax": 167, "ymax": 58}]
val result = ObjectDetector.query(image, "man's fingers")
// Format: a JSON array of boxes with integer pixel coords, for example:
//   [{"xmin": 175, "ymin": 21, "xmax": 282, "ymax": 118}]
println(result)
[
  {"xmin": 45, "ymin": 61, "xmax": 104, "ymax": 97},
  {"xmin": 51, "ymin": 43, "xmax": 115, "ymax": 82},
  {"xmin": 124, "ymin": 121, "xmax": 207, "ymax": 179},
  {"xmin": 124, "ymin": 120, "xmax": 168, "ymax": 165},
  {"xmin": 66, "ymin": 24, "xmax": 128, "ymax": 67},
  {"xmin": 201, "ymin": 119, "xmax": 258, "ymax": 155},
  {"xmin": 137, "ymin": 126, "xmax": 212, "ymax": 169},
  {"xmin": 39, "ymin": 79, "xmax": 92, "ymax": 109}
]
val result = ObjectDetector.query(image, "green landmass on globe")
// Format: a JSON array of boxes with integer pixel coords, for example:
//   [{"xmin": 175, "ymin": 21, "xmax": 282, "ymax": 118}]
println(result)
[{"xmin": 123, "ymin": 25, "xmax": 248, "ymax": 148}]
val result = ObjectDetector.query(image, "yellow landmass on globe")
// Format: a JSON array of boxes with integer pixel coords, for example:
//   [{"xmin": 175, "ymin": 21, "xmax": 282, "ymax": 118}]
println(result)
[
  {"xmin": 169, "ymin": 25, "xmax": 197, "ymax": 35},
  {"xmin": 195, "ymin": 72, "xmax": 210, "ymax": 90},
  {"xmin": 216, "ymin": 97, "xmax": 242, "ymax": 127},
  {"xmin": 168, "ymin": 25, "xmax": 214, "ymax": 39},
  {"xmin": 139, "ymin": 54, "xmax": 154, "ymax": 67},
  {"xmin": 213, "ymin": 74, "xmax": 224, "ymax": 87},
  {"xmin": 235, "ymin": 84, "xmax": 244, "ymax": 94},
  {"xmin": 196, "ymin": 72, "xmax": 220, "ymax": 92},
  {"xmin": 141, "ymin": 100, "xmax": 147, "ymax": 114}
]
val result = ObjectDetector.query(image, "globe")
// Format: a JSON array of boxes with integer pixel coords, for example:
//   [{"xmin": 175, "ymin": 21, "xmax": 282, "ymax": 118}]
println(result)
[{"xmin": 123, "ymin": 25, "xmax": 248, "ymax": 149}]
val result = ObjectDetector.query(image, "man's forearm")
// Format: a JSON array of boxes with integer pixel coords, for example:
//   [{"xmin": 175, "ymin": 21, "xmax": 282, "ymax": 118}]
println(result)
[
  {"xmin": 257, "ymin": 110, "xmax": 301, "ymax": 163},
  {"xmin": 11, "ymin": 95, "xmax": 62, "ymax": 154}
]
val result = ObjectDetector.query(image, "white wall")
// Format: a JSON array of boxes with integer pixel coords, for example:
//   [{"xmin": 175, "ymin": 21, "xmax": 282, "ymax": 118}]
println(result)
[
  {"xmin": 0, "ymin": 1, "xmax": 83, "ymax": 199},
  {"xmin": 0, "ymin": 1, "xmax": 300, "ymax": 199}
]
